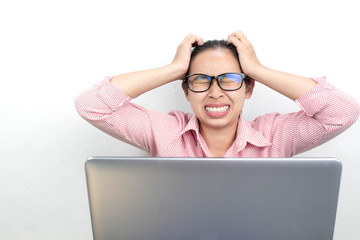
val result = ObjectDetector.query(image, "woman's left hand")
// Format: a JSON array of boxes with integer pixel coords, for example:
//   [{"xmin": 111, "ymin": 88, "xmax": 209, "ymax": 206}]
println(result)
[
  {"xmin": 228, "ymin": 30, "xmax": 317, "ymax": 100},
  {"xmin": 227, "ymin": 30, "xmax": 262, "ymax": 78}
]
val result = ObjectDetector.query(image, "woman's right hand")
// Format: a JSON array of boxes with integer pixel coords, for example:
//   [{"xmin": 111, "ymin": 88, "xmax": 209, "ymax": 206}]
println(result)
[
  {"xmin": 171, "ymin": 33, "xmax": 203, "ymax": 79},
  {"xmin": 109, "ymin": 34, "xmax": 203, "ymax": 98}
]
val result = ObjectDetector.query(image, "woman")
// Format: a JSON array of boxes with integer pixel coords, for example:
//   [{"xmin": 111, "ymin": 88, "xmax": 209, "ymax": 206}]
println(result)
[{"xmin": 75, "ymin": 31, "xmax": 360, "ymax": 157}]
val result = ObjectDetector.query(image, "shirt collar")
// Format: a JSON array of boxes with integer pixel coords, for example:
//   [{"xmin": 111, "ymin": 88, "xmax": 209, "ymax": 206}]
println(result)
[
  {"xmin": 179, "ymin": 114, "xmax": 200, "ymax": 136},
  {"xmin": 180, "ymin": 113, "xmax": 272, "ymax": 153},
  {"xmin": 234, "ymin": 114, "xmax": 272, "ymax": 151}
]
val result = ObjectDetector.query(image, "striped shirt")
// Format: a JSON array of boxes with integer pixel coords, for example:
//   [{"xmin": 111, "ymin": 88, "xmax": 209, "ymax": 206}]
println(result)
[{"xmin": 75, "ymin": 76, "xmax": 360, "ymax": 157}]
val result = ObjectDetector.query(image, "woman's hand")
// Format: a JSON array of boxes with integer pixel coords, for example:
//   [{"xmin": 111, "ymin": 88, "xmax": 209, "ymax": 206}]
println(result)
[
  {"xmin": 172, "ymin": 33, "xmax": 203, "ymax": 79},
  {"xmin": 227, "ymin": 30, "xmax": 262, "ymax": 78},
  {"xmin": 228, "ymin": 30, "xmax": 316, "ymax": 100},
  {"xmin": 109, "ymin": 34, "xmax": 203, "ymax": 98}
]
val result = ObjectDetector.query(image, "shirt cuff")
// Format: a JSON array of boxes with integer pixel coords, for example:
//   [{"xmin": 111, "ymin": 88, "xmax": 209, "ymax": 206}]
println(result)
[
  {"xmin": 294, "ymin": 76, "xmax": 335, "ymax": 116},
  {"xmin": 97, "ymin": 76, "xmax": 133, "ymax": 110}
]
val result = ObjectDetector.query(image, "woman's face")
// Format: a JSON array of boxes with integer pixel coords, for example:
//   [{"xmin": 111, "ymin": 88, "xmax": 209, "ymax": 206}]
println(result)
[{"xmin": 186, "ymin": 48, "xmax": 254, "ymax": 132}]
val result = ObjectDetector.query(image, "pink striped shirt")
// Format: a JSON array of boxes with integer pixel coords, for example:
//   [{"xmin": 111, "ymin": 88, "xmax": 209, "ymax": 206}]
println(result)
[{"xmin": 75, "ymin": 76, "xmax": 360, "ymax": 157}]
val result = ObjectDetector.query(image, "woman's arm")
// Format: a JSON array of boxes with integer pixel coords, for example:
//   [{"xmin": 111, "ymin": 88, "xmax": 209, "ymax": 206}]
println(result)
[
  {"xmin": 227, "ymin": 30, "xmax": 359, "ymax": 156},
  {"xmin": 110, "ymin": 34, "xmax": 203, "ymax": 98},
  {"xmin": 75, "ymin": 34, "xmax": 203, "ymax": 154},
  {"xmin": 227, "ymin": 30, "xmax": 316, "ymax": 100}
]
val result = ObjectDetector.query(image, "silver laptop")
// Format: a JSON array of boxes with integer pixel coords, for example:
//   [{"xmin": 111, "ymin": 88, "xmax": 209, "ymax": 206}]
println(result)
[{"xmin": 85, "ymin": 157, "xmax": 342, "ymax": 240}]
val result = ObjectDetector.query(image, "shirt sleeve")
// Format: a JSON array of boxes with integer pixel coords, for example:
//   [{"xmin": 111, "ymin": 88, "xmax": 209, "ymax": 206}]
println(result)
[
  {"xmin": 259, "ymin": 76, "xmax": 360, "ymax": 156},
  {"xmin": 74, "ymin": 77, "xmax": 186, "ymax": 155}
]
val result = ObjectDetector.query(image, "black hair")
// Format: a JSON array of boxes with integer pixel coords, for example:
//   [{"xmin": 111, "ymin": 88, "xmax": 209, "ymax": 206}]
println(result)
[
  {"xmin": 190, "ymin": 40, "xmax": 239, "ymax": 64},
  {"xmin": 184, "ymin": 40, "xmax": 251, "ymax": 88}
]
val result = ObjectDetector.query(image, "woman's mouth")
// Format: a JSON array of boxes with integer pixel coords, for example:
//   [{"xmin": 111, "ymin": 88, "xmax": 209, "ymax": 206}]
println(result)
[
  {"xmin": 204, "ymin": 104, "xmax": 230, "ymax": 117},
  {"xmin": 205, "ymin": 105, "xmax": 229, "ymax": 113}
]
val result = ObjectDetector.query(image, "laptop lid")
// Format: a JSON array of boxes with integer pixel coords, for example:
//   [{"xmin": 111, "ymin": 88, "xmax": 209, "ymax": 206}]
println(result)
[{"xmin": 85, "ymin": 157, "xmax": 342, "ymax": 240}]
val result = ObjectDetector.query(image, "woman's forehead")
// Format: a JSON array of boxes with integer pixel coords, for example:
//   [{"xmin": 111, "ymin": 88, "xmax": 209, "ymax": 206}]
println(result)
[{"xmin": 189, "ymin": 48, "xmax": 241, "ymax": 75}]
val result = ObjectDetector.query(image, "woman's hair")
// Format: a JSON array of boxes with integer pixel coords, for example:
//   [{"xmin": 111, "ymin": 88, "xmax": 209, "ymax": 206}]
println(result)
[
  {"xmin": 183, "ymin": 40, "xmax": 251, "ymax": 92},
  {"xmin": 190, "ymin": 40, "xmax": 239, "ymax": 68}
]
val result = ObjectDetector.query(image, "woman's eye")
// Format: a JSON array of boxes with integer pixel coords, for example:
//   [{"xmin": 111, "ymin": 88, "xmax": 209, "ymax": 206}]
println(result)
[
  {"xmin": 195, "ymin": 76, "xmax": 207, "ymax": 81},
  {"xmin": 194, "ymin": 76, "xmax": 208, "ymax": 83},
  {"xmin": 221, "ymin": 78, "xmax": 233, "ymax": 83}
]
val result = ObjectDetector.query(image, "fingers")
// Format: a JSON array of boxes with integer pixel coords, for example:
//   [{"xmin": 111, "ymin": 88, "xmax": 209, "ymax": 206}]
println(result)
[
  {"xmin": 227, "ymin": 30, "xmax": 249, "ymax": 48},
  {"xmin": 193, "ymin": 34, "xmax": 204, "ymax": 47},
  {"xmin": 228, "ymin": 30, "xmax": 247, "ymax": 42},
  {"xmin": 172, "ymin": 33, "xmax": 203, "ymax": 78},
  {"xmin": 227, "ymin": 30, "xmax": 260, "ymax": 77},
  {"xmin": 183, "ymin": 33, "xmax": 204, "ymax": 48}
]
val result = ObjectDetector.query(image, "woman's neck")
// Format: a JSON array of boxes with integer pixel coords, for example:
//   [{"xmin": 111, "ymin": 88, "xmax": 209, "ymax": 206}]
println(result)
[{"xmin": 199, "ymin": 122, "xmax": 238, "ymax": 157}]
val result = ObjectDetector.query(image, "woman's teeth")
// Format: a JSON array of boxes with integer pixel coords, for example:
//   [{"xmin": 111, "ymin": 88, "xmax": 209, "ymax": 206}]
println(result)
[{"xmin": 205, "ymin": 106, "xmax": 229, "ymax": 113}]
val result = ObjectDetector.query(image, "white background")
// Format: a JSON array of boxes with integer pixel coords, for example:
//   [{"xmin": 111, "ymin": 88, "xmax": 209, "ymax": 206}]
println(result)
[{"xmin": 1, "ymin": 0, "xmax": 359, "ymax": 239}]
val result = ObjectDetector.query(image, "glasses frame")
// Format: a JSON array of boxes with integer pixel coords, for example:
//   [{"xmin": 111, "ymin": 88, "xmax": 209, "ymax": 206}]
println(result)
[{"xmin": 184, "ymin": 72, "xmax": 247, "ymax": 93}]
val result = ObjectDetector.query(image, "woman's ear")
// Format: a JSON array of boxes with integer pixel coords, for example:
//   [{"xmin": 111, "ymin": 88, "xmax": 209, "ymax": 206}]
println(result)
[
  {"xmin": 182, "ymin": 81, "xmax": 189, "ymax": 98},
  {"xmin": 245, "ymin": 79, "xmax": 255, "ymax": 99}
]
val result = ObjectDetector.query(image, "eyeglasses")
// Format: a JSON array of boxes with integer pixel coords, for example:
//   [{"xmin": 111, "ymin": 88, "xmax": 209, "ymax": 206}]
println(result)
[{"xmin": 184, "ymin": 72, "xmax": 247, "ymax": 93}]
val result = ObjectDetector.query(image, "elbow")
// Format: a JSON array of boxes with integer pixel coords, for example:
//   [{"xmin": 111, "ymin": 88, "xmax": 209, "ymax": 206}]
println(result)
[
  {"xmin": 74, "ymin": 93, "xmax": 97, "ymax": 122},
  {"xmin": 74, "ymin": 91, "xmax": 115, "ymax": 123},
  {"xmin": 347, "ymin": 99, "xmax": 360, "ymax": 125},
  {"xmin": 332, "ymin": 99, "xmax": 360, "ymax": 130},
  {"xmin": 319, "ymin": 97, "xmax": 360, "ymax": 133},
  {"xmin": 332, "ymin": 92, "xmax": 360, "ymax": 127},
  {"xmin": 74, "ymin": 94, "xmax": 87, "ymax": 119}
]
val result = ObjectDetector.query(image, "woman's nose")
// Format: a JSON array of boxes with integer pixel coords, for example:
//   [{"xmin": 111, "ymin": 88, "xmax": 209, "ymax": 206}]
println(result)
[{"xmin": 208, "ymin": 79, "xmax": 224, "ymax": 98}]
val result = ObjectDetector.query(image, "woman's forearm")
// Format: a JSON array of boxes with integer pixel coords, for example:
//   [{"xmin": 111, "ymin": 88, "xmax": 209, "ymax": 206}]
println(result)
[
  {"xmin": 227, "ymin": 31, "xmax": 317, "ymax": 101},
  {"xmin": 110, "ymin": 63, "xmax": 184, "ymax": 98},
  {"xmin": 110, "ymin": 34, "xmax": 204, "ymax": 98},
  {"xmin": 250, "ymin": 65, "xmax": 317, "ymax": 100}
]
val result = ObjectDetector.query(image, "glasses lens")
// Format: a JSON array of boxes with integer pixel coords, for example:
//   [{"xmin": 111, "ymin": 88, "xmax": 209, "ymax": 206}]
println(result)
[
  {"xmin": 218, "ymin": 73, "xmax": 243, "ymax": 90},
  {"xmin": 187, "ymin": 74, "xmax": 211, "ymax": 92}
]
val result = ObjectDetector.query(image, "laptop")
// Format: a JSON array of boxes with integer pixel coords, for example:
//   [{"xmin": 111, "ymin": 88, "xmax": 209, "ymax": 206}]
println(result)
[{"xmin": 85, "ymin": 157, "xmax": 342, "ymax": 240}]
